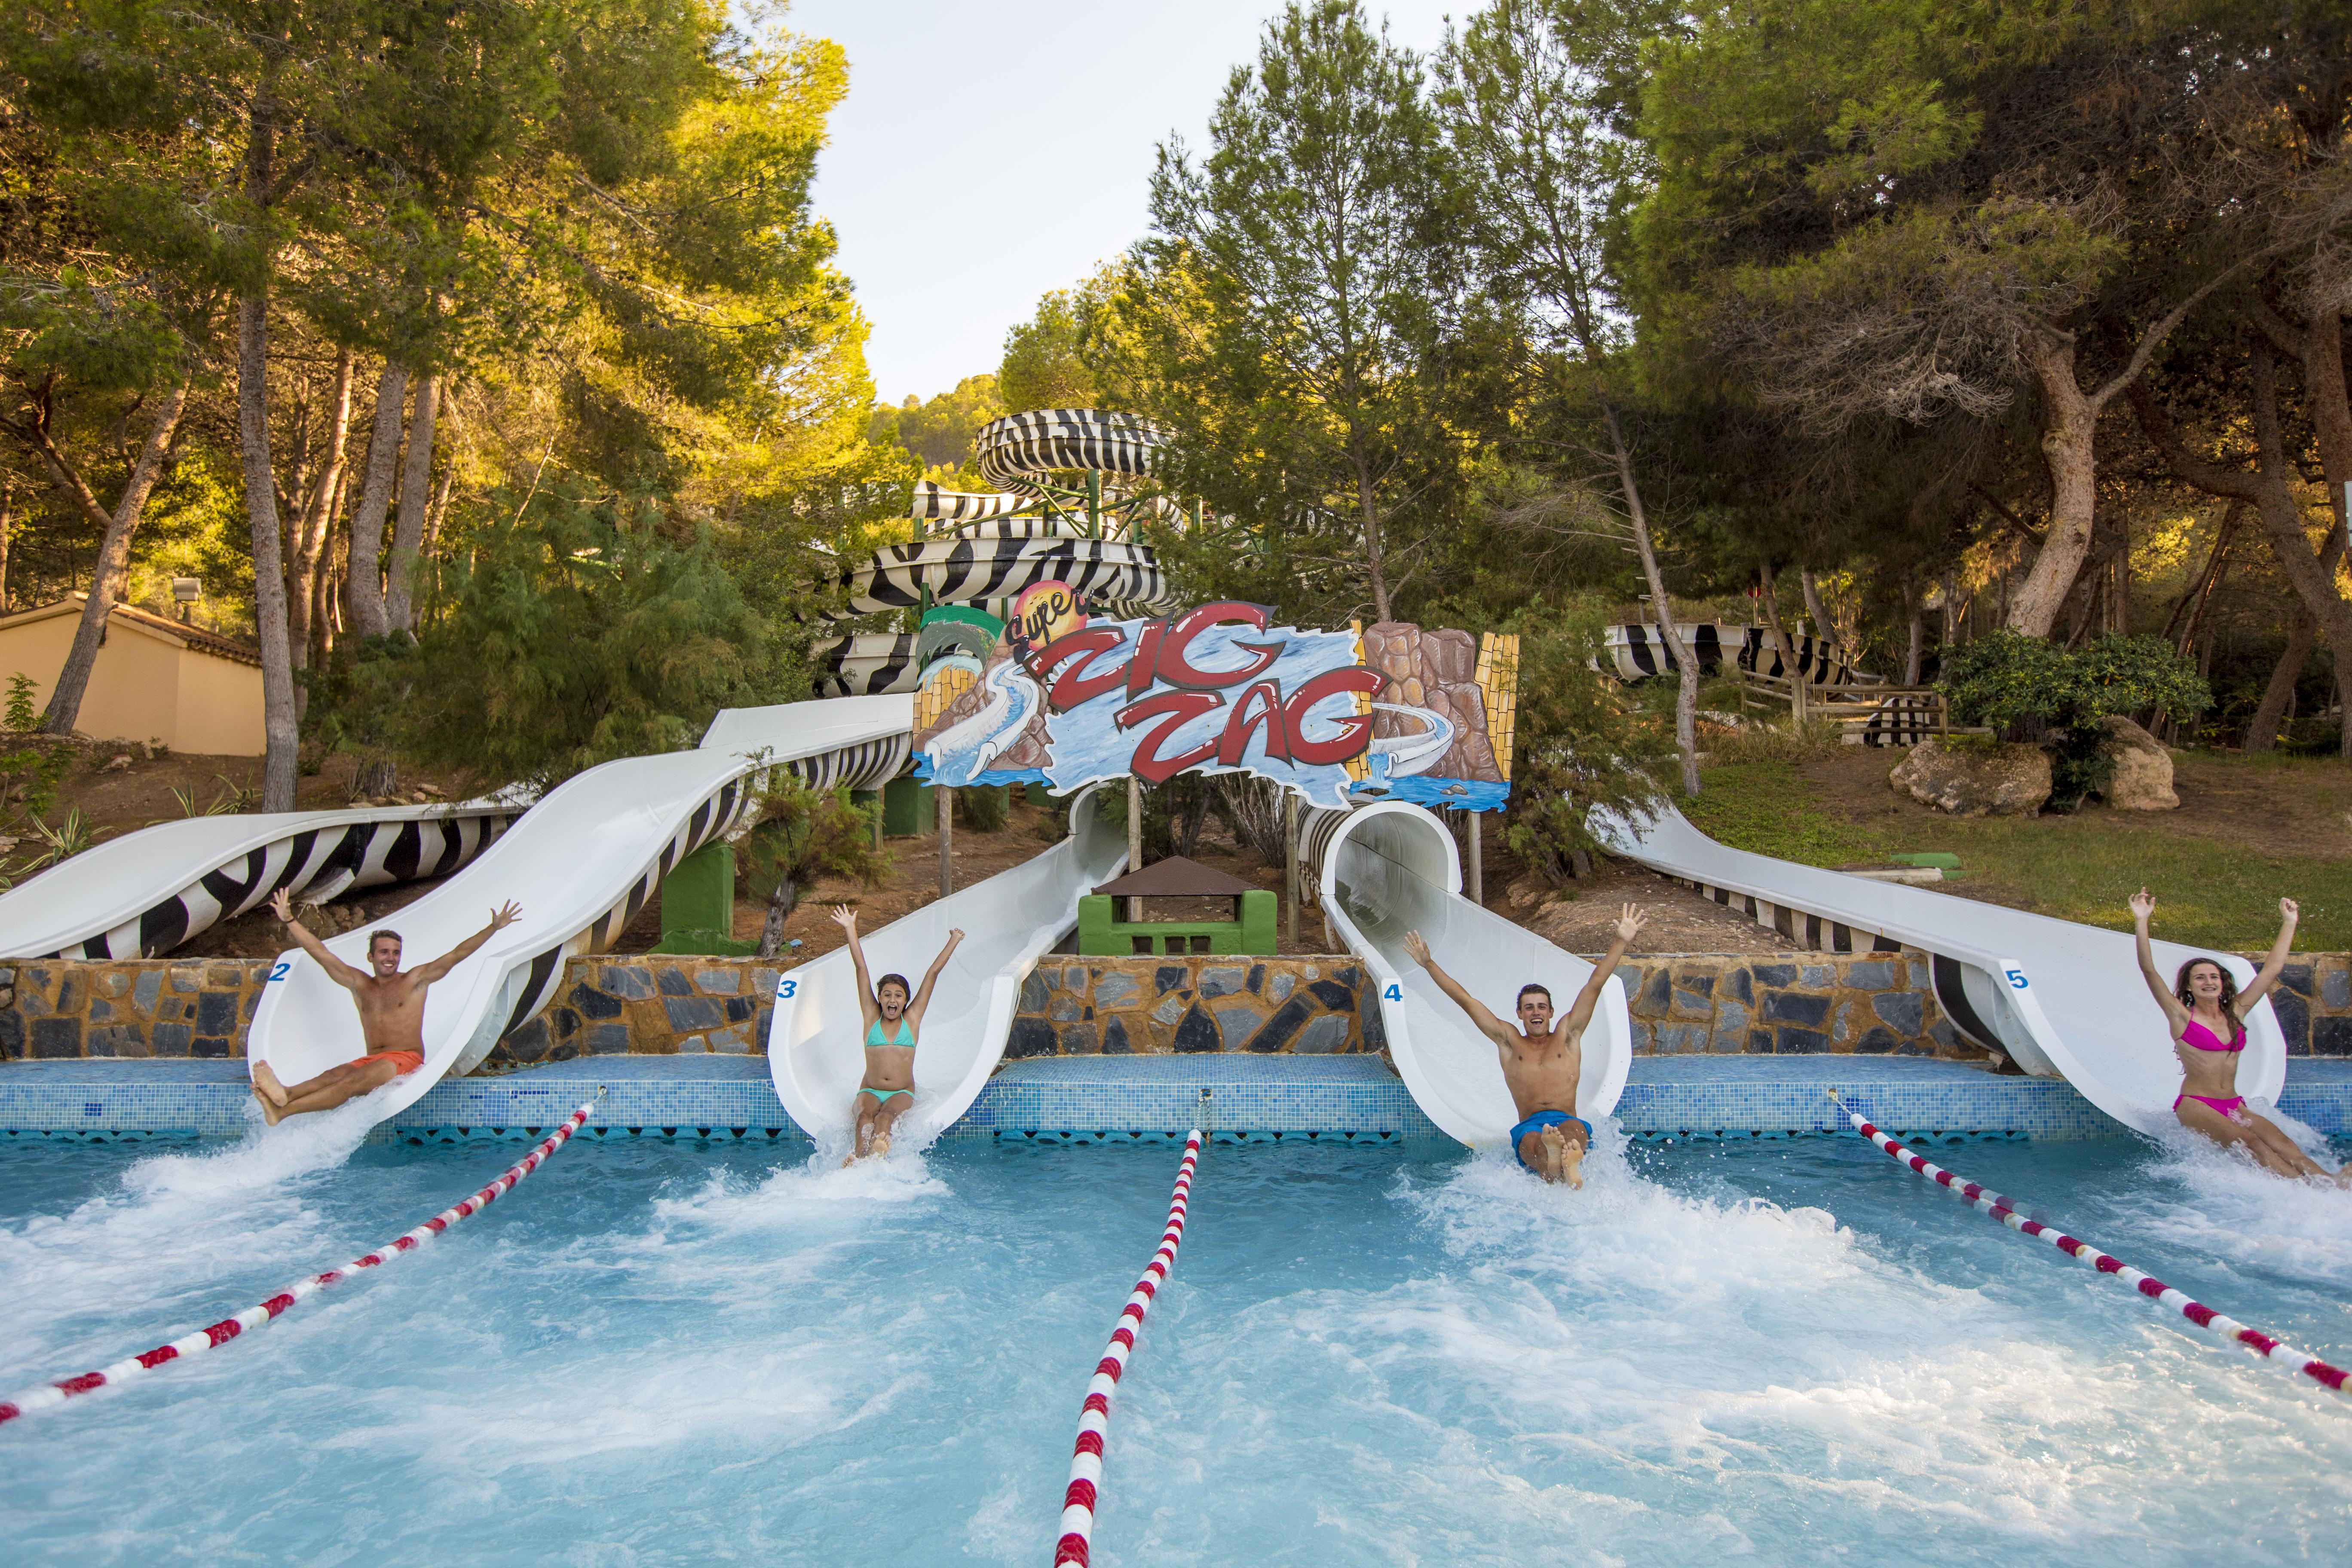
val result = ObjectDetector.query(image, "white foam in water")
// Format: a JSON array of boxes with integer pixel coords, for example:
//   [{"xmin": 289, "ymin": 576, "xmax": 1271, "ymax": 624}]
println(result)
[{"xmin": 2124, "ymin": 1113, "xmax": 2352, "ymax": 1285}]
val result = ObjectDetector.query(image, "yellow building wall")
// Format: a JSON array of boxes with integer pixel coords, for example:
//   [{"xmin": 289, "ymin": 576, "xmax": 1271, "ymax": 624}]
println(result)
[{"xmin": 0, "ymin": 608, "xmax": 265, "ymax": 755}]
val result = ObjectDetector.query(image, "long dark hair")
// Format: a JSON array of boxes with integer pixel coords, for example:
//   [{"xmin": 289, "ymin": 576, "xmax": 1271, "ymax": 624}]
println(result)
[
  {"xmin": 2174, "ymin": 957, "xmax": 2239, "ymax": 1017},
  {"xmin": 876, "ymin": 973, "xmax": 912, "ymax": 1010}
]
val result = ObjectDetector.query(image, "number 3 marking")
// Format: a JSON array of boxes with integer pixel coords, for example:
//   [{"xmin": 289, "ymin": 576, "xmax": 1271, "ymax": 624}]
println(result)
[
  {"xmin": 776, "ymin": 978, "xmax": 798, "ymax": 999},
  {"xmin": 1382, "ymin": 983, "xmax": 1403, "ymax": 1002},
  {"xmin": 2005, "ymin": 969, "xmax": 2027, "ymax": 989},
  {"xmin": 267, "ymin": 962, "xmax": 289, "ymax": 983}
]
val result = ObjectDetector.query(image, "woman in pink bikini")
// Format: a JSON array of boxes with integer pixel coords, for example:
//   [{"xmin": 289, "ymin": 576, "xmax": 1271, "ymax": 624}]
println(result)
[{"xmin": 2130, "ymin": 888, "xmax": 2346, "ymax": 1183}]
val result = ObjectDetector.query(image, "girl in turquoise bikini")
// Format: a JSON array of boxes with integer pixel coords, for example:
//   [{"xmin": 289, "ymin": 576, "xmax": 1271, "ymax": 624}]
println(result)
[{"xmin": 833, "ymin": 905, "xmax": 964, "ymax": 1163}]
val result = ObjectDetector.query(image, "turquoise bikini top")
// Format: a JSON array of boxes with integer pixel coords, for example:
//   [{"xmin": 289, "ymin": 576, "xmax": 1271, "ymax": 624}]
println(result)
[{"xmin": 865, "ymin": 1017, "xmax": 916, "ymax": 1049}]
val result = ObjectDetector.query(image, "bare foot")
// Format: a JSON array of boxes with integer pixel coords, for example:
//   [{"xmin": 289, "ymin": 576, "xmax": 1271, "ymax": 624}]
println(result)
[
  {"xmin": 871, "ymin": 1132, "xmax": 891, "ymax": 1158},
  {"xmin": 252, "ymin": 1083, "xmax": 284, "ymax": 1127},
  {"xmin": 1539, "ymin": 1125, "xmax": 1569, "ymax": 1185},
  {"xmin": 252, "ymin": 1060, "xmax": 288, "ymax": 1108},
  {"xmin": 1555, "ymin": 1130, "xmax": 1586, "ymax": 1190}
]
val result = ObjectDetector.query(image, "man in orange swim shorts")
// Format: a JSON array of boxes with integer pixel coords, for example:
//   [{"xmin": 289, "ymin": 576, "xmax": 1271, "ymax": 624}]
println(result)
[{"xmin": 248, "ymin": 888, "xmax": 521, "ymax": 1124}]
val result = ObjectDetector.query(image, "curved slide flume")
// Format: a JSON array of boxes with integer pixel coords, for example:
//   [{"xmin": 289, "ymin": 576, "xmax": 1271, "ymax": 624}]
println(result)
[
  {"xmin": 0, "ymin": 802, "xmax": 524, "ymax": 961},
  {"xmin": 766, "ymin": 787, "xmax": 1125, "ymax": 1152},
  {"xmin": 245, "ymin": 695, "xmax": 914, "ymax": 1128},
  {"xmin": 1307, "ymin": 802, "xmax": 1632, "ymax": 1150},
  {"xmin": 1590, "ymin": 802, "xmax": 2285, "ymax": 1137}
]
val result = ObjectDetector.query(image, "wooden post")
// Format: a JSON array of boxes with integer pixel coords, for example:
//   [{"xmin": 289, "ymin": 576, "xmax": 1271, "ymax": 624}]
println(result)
[
  {"xmin": 1793, "ymin": 675, "xmax": 1809, "ymax": 726},
  {"xmin": 1283, "ymin": 792, "xmax": 1300, "ymax": 949},
  {"xmin": 937, "ymin": 784, "xmax": 954, "ymax": 897},
  {"xmin": 1467, "ymin": 810, "xmax": 1482, "ymax": 906},
  {"xmin": 1126, "ymin": 775, "xmax": 1142, "ymax": 874}
]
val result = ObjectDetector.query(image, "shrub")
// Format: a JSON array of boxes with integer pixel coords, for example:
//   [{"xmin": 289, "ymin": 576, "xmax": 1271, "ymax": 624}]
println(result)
[
  {"xmin": 956, "ymin": 783, "xmax": 1009, "ymax": 833},
  {"xmin": 1939, "ymin": 631, "xmax": 2209, "ymax": 808}
]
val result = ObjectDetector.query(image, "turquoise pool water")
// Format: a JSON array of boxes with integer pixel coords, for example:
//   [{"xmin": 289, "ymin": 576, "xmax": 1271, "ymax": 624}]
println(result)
[{"xmin": 2, "ymin": 1121, "xmax": 2349, "ymax": 1564}]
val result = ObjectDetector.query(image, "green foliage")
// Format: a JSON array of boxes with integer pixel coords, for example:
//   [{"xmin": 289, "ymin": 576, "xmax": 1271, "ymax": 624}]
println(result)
[
  {"xmin": 738, "ymin": 775, "xmax": 889, "ymax": 958},
  {"xmin": 320, "ymin": 485, "xmax": 769, "ymax": 790},
  {"xmin": 25, "ymin": 806, "xmax": 104, "ymax": 866},
  {"xmin": 998, "ymin": 266, "xmax": 1135, "ymax": 412},
  {"xmin": 5, "ymin": 676, "xmax": 36, "ymax": 733},
  {"xmin": 866, "ymin": 374, "xmax": 1005, "ymax": 481},
  {"xmin": 956, "ymin": 784, "xmax": 1010, "ymax": 834},
  {"xmin": 1939, "ymin": 630, "xmax": 2209, "ymax": 807},
  {"xmin": 1494, "ymin": 594, "xmax": 1672, "ymax": 883},
  {"xmin": 1683, "ymin": 761, "xmax": 1888, "ymax": 867}
]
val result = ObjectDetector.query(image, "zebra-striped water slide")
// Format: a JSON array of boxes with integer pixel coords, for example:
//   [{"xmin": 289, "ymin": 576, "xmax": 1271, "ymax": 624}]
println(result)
[
  {"xmin": 0, "ymin": 802, "xmax": 524, "ymax": 962},
  {"xmin": 245, "ymin": 696, "xmax": 913, "ymax": 1128},
  {"xmin": 814, "ymin": 409, "xmax": 1182, "ymax": 698}
]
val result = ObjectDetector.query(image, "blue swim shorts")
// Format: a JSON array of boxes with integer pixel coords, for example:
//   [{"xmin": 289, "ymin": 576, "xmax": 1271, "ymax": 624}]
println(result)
[{"xmin": 1508, "ymin": 1110, "xmax": 1593, "ymax": 1172}]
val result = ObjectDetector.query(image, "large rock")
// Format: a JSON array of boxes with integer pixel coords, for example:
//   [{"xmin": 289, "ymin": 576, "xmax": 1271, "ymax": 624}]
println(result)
[
  {"xmin": 1889, "ymin": 737, "xmax": 2051, "ymax": 817},
  {"xmin": 2099, "ymin": 715, "xmax": 2177, "ymax": 810}
]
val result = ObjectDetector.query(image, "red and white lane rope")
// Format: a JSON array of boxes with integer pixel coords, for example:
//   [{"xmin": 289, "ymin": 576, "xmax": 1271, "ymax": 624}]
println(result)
[
  {"xmin": 1053, "ymin": 1129, "xmax": 1202, "ymax": 1567},
  {"xmin": 1835, "ymin": 1099, "xmax": 2347, "ymax": 1396},
  {"xmin": 0, "ymin": 1102, "xmax": 596, "ymax": 1428}
]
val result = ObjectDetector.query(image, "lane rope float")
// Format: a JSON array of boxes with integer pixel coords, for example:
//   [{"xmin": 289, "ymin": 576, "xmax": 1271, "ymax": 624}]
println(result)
[
  {"xmin": 1053, "ymin": 1129, "xmax": 1202, "ymax": 1566},
  {"xmin": 0, "ymin": 1102, "xmax": 596, "ymax": 1427},
  {"xmin": 1832, "ymin": 1095, "xmax": 2347, "ymax": 1396}
]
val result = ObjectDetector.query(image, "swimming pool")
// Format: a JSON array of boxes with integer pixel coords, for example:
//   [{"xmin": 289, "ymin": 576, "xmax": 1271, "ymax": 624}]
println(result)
[{"xmin": 3, "ymin": 1124, "xmax": 2348, "ymax": 1563}]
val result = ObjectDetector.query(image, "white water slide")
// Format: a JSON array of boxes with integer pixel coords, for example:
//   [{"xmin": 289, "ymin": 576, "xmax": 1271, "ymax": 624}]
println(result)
[
  {"xmin": 1591, "ymin": 802, "xmax": 2285, "ymax": 1136},
  {"xmin": 1308, "ymin": 802, "xmax": 1633, "ymax": 1150},
  {"xmin": 766, "ymin": 788, "xmax": 1126, "ymax": 1152},
  {"xmin": 244, "ymin": 696, "xmax": 913, "ymax": 1127}
]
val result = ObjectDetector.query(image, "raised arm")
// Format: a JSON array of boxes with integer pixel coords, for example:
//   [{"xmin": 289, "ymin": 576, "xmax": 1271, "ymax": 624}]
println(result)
[
  {"xmin": 410, "ymin": 902, "xmax": 522, "ymax": 984},
  {"xmin": 2128, "ymin": 888, "xmax": 2188, "ymax": 1030},
  {"xmin": 831, "ymin": 905, "xmax": 880, "ymax": 1028},
  {"xmin": 905, "ymin": 928, "xmax": 966, "ymax": 1030},
  {"xmin": 267, "ymin": 888, "xmax": 371, "ymax": 988},
  {"xmin": 1561, "ymin": 905, "xmax": 1646, "ymax": 1037},
  {"xmin": 1400, "ymin": 931, "xmax": 1518, "ymax": 1048},
  {"xmin": 2234, "ymin": 896, "xmax": 2300, "ymax": 1014}
]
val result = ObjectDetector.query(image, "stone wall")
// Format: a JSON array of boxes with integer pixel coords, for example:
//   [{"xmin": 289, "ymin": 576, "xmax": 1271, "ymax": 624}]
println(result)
[
  {"xmin": 1613, "ymin": 950, "xmax": 1981, "ymax": 1058},
  {"xmin": 486, "ymin": 959, "xmax": 783, "ymax": 1066},
  {"xmin": 0, "ymin": 960, "xmax": 271, "ymax": 1059},
  {"xmin": 1009, "ymin": 956, "xmax": 1375, "ymax": 1056}
]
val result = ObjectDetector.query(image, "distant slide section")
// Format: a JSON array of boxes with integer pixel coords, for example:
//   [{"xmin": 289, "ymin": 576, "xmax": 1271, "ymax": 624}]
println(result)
[
  {"xmin": 1592, "ymin": 802, "xmax": 2285, "ymax": 1137},
  {"xmin": 1306, "ymin": 802, "xmax": 1632, "ymax": 1150},
  {"xmin": 0, "ymin": 803, "xmax": 522, "ymax": 961},
  {"xmin": 766, "ymin": 787, "xmax": 1125, "ymax": 1151},
  {"xmin": 245, "ymin": 697, "xmax": 912, "ymax": 1127}
]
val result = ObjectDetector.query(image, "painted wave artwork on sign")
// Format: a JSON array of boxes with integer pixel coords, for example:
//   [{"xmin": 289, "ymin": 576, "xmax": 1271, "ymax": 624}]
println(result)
[{"xmin": 909, "ymin": 591, "xmax": 1517, "ymax": 812}]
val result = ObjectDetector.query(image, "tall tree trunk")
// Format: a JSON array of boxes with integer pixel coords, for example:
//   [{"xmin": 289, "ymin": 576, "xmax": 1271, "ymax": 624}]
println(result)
[
  {"xmin": 1605, "ymin": 404, "xmax": 1697, "ymax": 795},
  {"xmin": 1902, "ymin": 580, "xmax": 1924, "ymax": 686},
  {"xmin": 1352, "ymin": 440, "xmax": 1391, "ymax": 623},
  {"xmin": 1756, "ymin": 558, "xmax": 1796, "ymax": 675},
  {"xmin": 1798, "ymin": 567, "xmax": 1834, "ymax": 662},
  {"xmin": 2009, "ymin": 336, "xmax": 2101, "ymax": 637},
  {"xmin": 758, "ymin": 872, "xmax": 797, "ymax": 959},
  {"xmin": 345, "ymin": 361, "xmax": 406, "ymax": 640},
  {"xmin": 238, "ymin": 294, "xmax": 300, "ymax": 811},
  {"xmin": 288, "ymin": 346, "xmax": 354, "ymax": 718},
  {"xmin": 385, "ymin": 373, "xmax": 438, "ymax": 634},
  {"xmin": 2244, "ymin": 606, "xmax": 2313, "ymax": 754},
  {"xmin": 36, "ymin": 384, "xmax": 190, "ymax": 734}
]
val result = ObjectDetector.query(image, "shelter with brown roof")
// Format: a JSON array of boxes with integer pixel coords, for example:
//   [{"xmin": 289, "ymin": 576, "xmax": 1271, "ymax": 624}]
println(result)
[
  {"xmin": 1080, "ymin": 854, "xmax": 1276, "ymax": 956},
  {"xmin": 0, "ymin": 595, "xmax": 264, "ymax": 755}
]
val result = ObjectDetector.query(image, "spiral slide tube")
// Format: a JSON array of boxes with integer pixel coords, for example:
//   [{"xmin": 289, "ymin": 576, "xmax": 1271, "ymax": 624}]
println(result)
[
  {"xmin": 0, "ymin": 1103, "xmax": 595, "ymax": 1428},
  {"xmin": 1837, "ymin": 1099, "xmax": 2346, "ymax": 1397},
  {"xmin": 1305, "ymin": 802, "xmax": 1632, "ymax": 1150},
  {"xmin": 1052, "ymin": 1130, "xmax": 1202, "ymax": 1566}
]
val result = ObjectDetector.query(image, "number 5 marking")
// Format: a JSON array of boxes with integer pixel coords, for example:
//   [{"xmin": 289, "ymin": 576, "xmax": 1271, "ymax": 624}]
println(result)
[
  {"xmin": 268, "ymin": 962, "xmax": 290, "ymax": 983},
  {"xmin": 776, "ymin": 978, "xmax": 798, "ymax": 999},
  {"xmin": 1382, "ymin": 983, "xmax": 1402, "ymax": 1002},
  {"xmin": 2005, "ymin": 969, "xmax": 2027, "ymax": 989}
]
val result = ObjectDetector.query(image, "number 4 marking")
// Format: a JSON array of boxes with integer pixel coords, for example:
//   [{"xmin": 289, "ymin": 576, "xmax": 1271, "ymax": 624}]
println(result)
[
  {"xmin": 776, "ymin": 978, "xmax": 798, "ymax": 999},
  {"xmin": 1382, "ymin": 983, "xmax": 1403, "ymax": 1002},
  {"xmin": 2005, "ymin": 969, "xmax": 2027, "ymax": 989}
]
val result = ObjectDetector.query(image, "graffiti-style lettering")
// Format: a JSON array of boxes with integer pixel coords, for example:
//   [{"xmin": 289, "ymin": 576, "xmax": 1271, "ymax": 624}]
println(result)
[
  {"xmin": 1037, "ymin": 626, "xmax": 1130, "ymax": 710},
  {"xmin": 1155, "ymin": 602, "xmax": 1281, "ymax": 691},
  {"xmin": 1115, "ymin": 690, "xmax": 1226, "ymax": 782},
  {"xmin": 1127, "ymin": 620, "xmax": 1166, "ymax": 699},
  {"xmin": 1216, "ymin": 680, "xmax": 1292, "ymax": 766},
  {"xmin": 1282, "ymin": 667, "xmax": 1386, "ymax": 764}
]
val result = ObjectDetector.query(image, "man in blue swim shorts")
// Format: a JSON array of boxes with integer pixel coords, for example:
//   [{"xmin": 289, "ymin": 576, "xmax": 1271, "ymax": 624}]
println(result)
[{"xmin": 1403, "ymin": 904, "xmax": 1648, "ymax": 1187}]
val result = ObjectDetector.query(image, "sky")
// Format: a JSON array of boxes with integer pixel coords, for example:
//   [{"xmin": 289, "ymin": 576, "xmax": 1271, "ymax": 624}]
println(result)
[{"xmin": 781, "ymin": 0, "xmax": 1467, "ymax": 407}]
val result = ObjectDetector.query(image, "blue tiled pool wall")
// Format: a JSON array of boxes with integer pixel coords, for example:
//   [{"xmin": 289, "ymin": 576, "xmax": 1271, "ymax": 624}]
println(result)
[{"xmin": 5, "ymin": 1056, "xmax": 2346, "ymax": 1143}]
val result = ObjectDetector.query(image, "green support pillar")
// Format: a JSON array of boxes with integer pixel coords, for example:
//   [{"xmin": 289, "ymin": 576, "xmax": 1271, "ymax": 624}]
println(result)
[
  {"xmin": 652, "ymin": 841, "xmax": 758, "ymax": 956},
  {"xmin": 883, "ymin": 775, "xmax": 934, "ymax": 836}
]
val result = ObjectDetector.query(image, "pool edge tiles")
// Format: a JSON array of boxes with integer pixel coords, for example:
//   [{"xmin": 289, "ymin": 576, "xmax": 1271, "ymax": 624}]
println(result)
[{"xmin": 2, "ymin": 1056, "xmax": 2348, "ymax": 1142}]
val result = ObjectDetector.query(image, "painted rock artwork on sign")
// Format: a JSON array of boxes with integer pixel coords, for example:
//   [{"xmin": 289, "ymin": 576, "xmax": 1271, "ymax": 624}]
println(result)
[{"xmin": 910, "ymin": 587, "xmax": 1519, "ymax": 812}]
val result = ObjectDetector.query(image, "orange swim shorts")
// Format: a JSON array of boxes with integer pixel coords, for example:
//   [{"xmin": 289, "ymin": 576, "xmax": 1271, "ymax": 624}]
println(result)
[{"xmin": 350, "ymin": 1050, "xmax": 426, "ymax": 1076}]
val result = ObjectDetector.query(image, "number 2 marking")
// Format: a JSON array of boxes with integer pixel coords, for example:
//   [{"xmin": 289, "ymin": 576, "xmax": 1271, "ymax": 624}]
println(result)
[
  {"xmin": 267, "ymin": 962, "xmax": 289, "ymax": 983},
  {"xmin": 2005, "ymin": 969, "xmax": 2028, "ymax": 989},
  {"xmin": 1382, "ymin": 983, "xmax": 1403, "ymax": 1002},
  {"xmin": 776, "ymin": 978, "xmax": 798, "ymax": 999}
]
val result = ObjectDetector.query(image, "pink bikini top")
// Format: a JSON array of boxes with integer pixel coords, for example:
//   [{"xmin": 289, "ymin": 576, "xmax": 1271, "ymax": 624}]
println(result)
[{"xmin": 2180, "ymin": 1019, "xmax": 2245, "ymax": 1054}]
